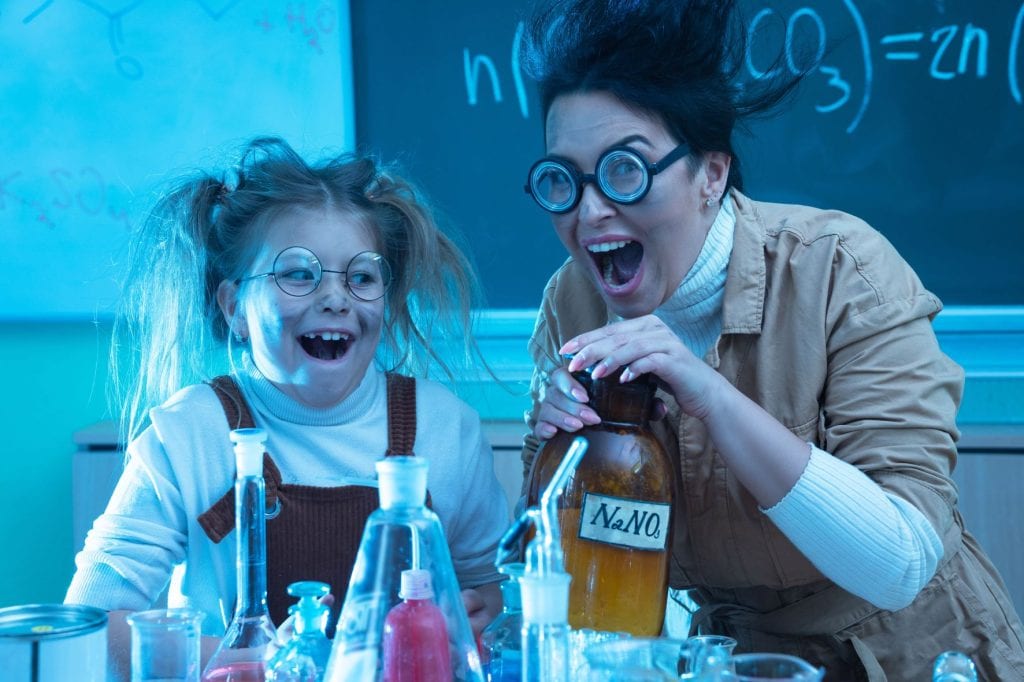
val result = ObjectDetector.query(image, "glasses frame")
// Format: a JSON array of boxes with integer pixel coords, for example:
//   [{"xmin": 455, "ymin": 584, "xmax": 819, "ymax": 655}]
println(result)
[
  {"xmin": 524, "ymin": 141, "xmax": 691, "ymax": 214},
  {"xmin": 235, "ymin": 246, "xmax": 392, "ymax": 301}
]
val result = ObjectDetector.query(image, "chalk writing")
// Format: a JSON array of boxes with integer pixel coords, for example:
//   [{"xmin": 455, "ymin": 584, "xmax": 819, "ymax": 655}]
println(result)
[
  {"xmin": 23, "ymin": 0, "xmax": 334, "ymax": 76},
  {"xmin": 462, "ymin": 21, "xmax": 529, "ymax": 119},
  {"xmin": 0, "ymin": 166, "xmax": 132, "ymax": 232},
  {"xmin": 742, "ymin": 0, "xmax": 1024, "ymax": 132}
]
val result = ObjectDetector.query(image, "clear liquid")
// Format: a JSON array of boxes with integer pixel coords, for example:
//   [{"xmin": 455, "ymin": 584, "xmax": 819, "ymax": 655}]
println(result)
[{"xmin": 201, "ymin": 661, "xmax": 266, "ymax": 682}]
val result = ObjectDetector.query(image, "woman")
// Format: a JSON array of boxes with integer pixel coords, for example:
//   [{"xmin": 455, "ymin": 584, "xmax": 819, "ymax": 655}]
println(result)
[
  {"xmin": 518, "ymin": 1, "xmax": 1024, "ymax": 679},
  {"xmin": 66, "ymin": 137, "xmax": 508, "ymax": 677}
]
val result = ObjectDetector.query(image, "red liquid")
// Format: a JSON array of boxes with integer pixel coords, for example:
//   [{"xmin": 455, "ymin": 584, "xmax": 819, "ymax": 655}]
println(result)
[
  {"xmin": 201, "ymin": 661, "xmax": 266, "ymax": 682},
  {"xmin": 382, "ymin": 598, "xmax": 453, "ymax": 682}
]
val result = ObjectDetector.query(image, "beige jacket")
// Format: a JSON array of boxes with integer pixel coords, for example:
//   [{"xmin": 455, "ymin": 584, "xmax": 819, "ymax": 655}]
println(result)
[{"xmin": 522, "ymin": 190, "xmax": 1024, "ymax": 680}]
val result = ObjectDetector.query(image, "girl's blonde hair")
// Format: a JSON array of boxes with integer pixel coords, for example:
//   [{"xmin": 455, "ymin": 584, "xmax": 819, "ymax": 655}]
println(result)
[{"xmin": 112, "ymin": 136, "xmax": 484, "ymax": 442}]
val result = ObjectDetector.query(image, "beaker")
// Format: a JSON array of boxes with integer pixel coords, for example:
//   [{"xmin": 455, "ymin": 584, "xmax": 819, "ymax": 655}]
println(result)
[
  {"xmin": 728, "ymin": 653, "xmax": 824, "ymax": 681},
  {"xmin": 127, "ymin": 608, "xmax": 204, "ymax": 682},
  {"xmin": 583, "ymin": 637, "xmax": 723, "ymax": 681}
]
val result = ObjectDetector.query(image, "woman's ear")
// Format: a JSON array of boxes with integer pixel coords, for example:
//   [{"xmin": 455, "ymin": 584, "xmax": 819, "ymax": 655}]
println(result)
[
  {"xmin": 703, "ymin": 151, "xmax": 732, "ymax": 200},
  {"xmin": 217, "ymin": 279, "xmax": 248, "ymax": 341}
]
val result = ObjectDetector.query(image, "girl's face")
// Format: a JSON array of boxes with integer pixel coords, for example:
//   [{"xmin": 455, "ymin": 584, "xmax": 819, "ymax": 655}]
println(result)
[
  {"xmin": 544, "ymin": 90, "xmax": 729, "ymax": 319},
  {"xmin": 219, "ymin": 205, "xmax": 385, "ymax": 408}
]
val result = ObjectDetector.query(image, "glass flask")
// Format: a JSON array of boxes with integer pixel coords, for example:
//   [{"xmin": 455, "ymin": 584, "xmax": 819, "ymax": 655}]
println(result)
[
  {"xmin": 932, "ymin": 650, "xmax": 978, "ymax": 682},
  {"xmin": 323, "ymin": 456, "xmax": 484, "ymax": 681},
  {"xmin": 201, "ymin": 428, "xmax": 278, "ymax": 682},
  {"xmin": 479, "ymin": 563, "xmax": 525, "ymax": 682},
  {"xmin": 525, "ymin": 364, "xmax": 676, "ymax": 636},
  {"xmin": 381, "ymin": 568, "xmax": 452, "ymax": 681},
  {"xmin": 265, "ymin": 581, "xmax": 333, "ymax": 682}
]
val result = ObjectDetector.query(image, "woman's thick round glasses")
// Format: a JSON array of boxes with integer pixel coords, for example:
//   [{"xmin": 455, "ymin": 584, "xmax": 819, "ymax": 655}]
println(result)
[
  {"xmin": 524, "ymin": 142, "xmax": 690, "ymax": 214},
  {"xmin": 236, "ymin": 247, "xmax": 392, "ymax": 301}
]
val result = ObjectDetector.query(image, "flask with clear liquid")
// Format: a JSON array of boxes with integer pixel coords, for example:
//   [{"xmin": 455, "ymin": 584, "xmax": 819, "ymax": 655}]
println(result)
[
  {"xmin": 479, "ymin": 563, "xmax": 524, "ymax": 682},
  {"xmin": 265, "ymin": 581, "xmax": 333, "ymax": 682},
  {"xmin": 525, "ymin": 363, "xmax": 676, "ymax": 636},
  {"xmin": 323, "ymin": 456, "xmax": 484, "ymax": 681},
  {"xmin": 201, "ymin": 428, "xmax": 278, "ymax": 682}
]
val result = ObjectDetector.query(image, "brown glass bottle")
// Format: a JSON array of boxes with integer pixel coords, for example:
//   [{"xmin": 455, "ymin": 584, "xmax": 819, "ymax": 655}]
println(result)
[{"xmin": 525, "ymin": 366, "xmax": 675, "ymax": 636}]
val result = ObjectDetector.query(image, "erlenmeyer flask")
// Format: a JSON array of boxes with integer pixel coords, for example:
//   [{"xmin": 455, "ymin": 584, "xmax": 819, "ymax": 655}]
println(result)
[
  {"xmin": 323, "ymin": 456, "xmax": 484, "ymax": 681},
  {"xmin": 202, "ymin": 428, "xmax": 278, "ymax": 681}
]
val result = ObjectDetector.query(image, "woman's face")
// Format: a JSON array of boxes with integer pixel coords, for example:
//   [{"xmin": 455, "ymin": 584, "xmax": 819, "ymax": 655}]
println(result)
[
  {"xmin": 219, "ymin": 205, "xmax": 385, "ymax": 408},
  {"xmin": 544, "ymin": 90, "xmax": 727, "ymax": 318}
]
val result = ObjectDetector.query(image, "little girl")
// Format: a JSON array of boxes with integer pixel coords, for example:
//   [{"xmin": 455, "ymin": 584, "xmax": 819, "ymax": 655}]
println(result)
[{"xmin": 65, "ymin": 137, "xmax": 509, "ymax": 676}]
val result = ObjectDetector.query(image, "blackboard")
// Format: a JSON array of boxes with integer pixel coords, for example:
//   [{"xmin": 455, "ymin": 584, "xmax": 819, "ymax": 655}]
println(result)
[
  {"xmin": 351, "ymin": 0, "xmax": 1024, "ymax": 307},
  {"xmin": 0, "ymin": 1, "xmax": 352, "ymax": 320}
]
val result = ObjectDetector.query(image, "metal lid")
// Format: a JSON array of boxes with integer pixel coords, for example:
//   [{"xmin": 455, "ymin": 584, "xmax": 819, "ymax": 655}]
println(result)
[{"xmin": 0, "ymin": 604, "xmax": 107, "ymax": 641}]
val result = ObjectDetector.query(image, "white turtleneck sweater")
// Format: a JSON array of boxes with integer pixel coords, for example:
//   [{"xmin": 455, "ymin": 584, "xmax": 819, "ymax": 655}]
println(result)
[{"xmin": 654, "ymin": 196, "xmax": 941, "ymax": 611}]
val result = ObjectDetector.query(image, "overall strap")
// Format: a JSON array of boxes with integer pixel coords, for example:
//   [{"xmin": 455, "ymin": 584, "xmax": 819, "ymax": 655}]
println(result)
[
  {"xmin": 198, "ymin": 375, "xmax": 282, "ymax": 543},
  {"xmin": 384, "ymin": 373, "xmax": 417, "ymax": 456}
]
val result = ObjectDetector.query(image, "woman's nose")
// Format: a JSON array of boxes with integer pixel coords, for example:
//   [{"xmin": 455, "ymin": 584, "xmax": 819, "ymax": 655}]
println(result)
[{"xmin": 576, "ymin": 182, "xmax": 616, "ymax": 225}]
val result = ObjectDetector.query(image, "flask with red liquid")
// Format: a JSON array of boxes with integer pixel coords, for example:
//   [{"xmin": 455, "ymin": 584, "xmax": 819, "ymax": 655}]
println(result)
[{"xmin": 381, "ymin": 569, "xmax": 452, "ymax": 682}]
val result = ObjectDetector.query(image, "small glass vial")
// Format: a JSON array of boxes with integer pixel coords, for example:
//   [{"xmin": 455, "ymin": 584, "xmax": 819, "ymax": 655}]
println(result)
[
  {"xmin": 381, "ymin": 569, "xmax": 452, "ymax": 682},
  {"xmin": 932, "ymin": 650, "xmax": 978, "ymax": 682},
  {"xmin": 265, "ymin": 581, "xmax": 333, "ymax": 682},
  {"xmin": 525, "ymin": 364, "xmax": 676, "ymax": 636},
  {"xmin": 201, "ymin": 428, "xmax": 278, "ymax": 681},
  {"xmin": 479, "ymin": 563, "xmax": 525, "ymax": 682}
]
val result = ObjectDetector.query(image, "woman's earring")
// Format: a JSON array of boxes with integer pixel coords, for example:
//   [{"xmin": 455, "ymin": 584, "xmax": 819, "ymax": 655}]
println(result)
[
  {"xmin": 233, "ymin": 331, "xmax": 248, "ymax": 344},
  {"xmin": 705, "ymin": 197, "xmax": 714, "ymax": 207}
]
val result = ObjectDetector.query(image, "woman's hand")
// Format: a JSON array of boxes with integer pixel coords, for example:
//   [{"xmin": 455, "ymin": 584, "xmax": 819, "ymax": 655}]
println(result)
[
  {"xmin": 532, "ymin": 366, "xmax": 602, "ymax": 439},
  {"xmin": 559, "ymin": 315, "xmax": 724, "ymax": 420}
]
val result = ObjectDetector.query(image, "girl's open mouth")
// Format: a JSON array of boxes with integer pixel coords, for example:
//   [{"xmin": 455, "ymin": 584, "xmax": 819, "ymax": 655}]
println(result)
[{"xmin": 299, "ymin": 331, "xmax": 351, "ymax": 360}]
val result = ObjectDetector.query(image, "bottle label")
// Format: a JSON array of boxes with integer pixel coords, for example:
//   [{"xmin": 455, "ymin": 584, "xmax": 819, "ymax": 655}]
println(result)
[
  {"xmin": 577, "ymin": 492, "xmax": 670, "ymax": 551},
  {"xmin": 334, "ymin": 591, "xmax": 387, "ymax": 649}
]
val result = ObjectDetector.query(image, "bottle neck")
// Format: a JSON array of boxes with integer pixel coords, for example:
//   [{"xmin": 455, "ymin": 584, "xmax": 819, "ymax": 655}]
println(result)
[
  {"xmin": 574, "ymin": 368, "xmax": 656, "ymax": 426},
  {"xmin": 235, "ymin": 475, "xmax": 269, "ymax": 617}
]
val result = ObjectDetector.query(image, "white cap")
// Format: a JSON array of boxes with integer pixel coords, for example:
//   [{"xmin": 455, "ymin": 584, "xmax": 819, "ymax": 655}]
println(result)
[
  {"xmin": 375, "ymin": 457, "xmax": 428, "ymax": 509},
  {"xmin": 519, "ymin": 573, "xmax": 571, "ymax": 625},
  {"xmin": 230, "ymin": 428, "xmax": 266, "ymax": 478},
  {"xmin": 399, "ymin": 569, "xmax": 435, "ymax": 600}
]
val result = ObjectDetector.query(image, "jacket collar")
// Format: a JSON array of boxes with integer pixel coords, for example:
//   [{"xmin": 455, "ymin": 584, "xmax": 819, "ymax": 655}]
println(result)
[{"xmin": 721, "ymin": 189, "xmax": 767, "ymax": 336}]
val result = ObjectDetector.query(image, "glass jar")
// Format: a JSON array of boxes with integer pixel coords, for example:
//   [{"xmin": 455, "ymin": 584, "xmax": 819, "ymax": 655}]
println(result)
[{"xmin": 525, "ymin": 365, "xmax": 676, "ymax": 636}]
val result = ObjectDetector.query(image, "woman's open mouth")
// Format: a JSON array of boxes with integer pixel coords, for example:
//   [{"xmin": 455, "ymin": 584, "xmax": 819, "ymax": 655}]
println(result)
[
  {"xmin": 588, "ymin": 239, "xmax": 643, "ymax": 288},
  {"xmin": 299, "ymin": 331, "xmax": 351, "ymax": 360}
]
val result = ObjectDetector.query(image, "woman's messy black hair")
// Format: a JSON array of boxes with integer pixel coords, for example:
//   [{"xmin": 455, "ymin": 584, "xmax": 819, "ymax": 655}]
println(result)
[{"xmin": 521, "ymin": 0, "xmax": 811, "ymax": 191}]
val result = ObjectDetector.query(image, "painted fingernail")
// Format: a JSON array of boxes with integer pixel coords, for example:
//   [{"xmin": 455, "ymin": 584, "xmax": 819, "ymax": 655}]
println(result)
[
  {"xmin": 560, "ymin": 340, "xmax": 580, "ymax": 354},
  {"xmin": 570, "ymin": 388, "xmax": 588, "ymax": 402},
  {"xmin": 620, "ymin": 366, "xmax": 634, "ymax": 382},
  {"xmin": 563, "ymin": 416, "xmax": 583, "ymax": 430}
]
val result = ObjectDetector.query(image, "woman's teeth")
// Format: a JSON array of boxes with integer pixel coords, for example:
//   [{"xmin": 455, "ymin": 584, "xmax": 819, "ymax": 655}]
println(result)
[{"xmin": 587, "ymin": 240, "xmax": 632, "ymax": 254}]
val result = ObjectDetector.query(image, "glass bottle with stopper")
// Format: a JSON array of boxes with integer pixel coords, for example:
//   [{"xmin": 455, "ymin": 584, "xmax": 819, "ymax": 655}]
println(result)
[
  {"xmin": 524, "ymin": 360, "xmax": 676, "ymax": 636},
  {"xmin": 265, "ymin": 581, "xmax": 333, "ymax": 682}
]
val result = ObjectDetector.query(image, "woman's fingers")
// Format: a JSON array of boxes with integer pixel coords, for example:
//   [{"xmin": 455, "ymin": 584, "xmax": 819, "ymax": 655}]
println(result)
[{"xmin": 533, "ymin": 367, "xmax": 600, "ymax": 438}]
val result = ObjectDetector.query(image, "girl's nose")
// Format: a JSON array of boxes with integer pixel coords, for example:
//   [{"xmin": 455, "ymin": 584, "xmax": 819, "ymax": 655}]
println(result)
[{"xmin": 315, "ymin": 272, "xmax": 352, "ymax": 312}]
